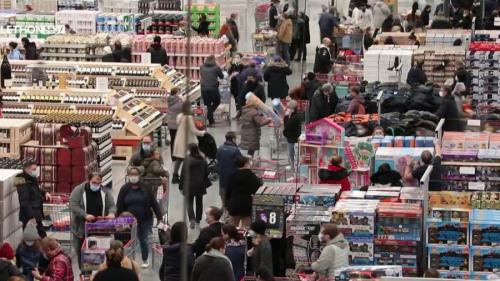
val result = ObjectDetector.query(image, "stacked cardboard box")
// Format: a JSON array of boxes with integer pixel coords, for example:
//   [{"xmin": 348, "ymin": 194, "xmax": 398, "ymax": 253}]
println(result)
[
  {"xmin": 0, "ymin": 169, "xmax": 23, "ymax": 249},
  {"xmin": 467, "ymin": 42, "xmax": 500, "ymax": 107},
  {"xmin": 0, "ymin": 119, "xmax": 33, "ymax": 158},
  {"xmin": 413, "ymin": 47, "xmax": 465, "ymax": 86}
]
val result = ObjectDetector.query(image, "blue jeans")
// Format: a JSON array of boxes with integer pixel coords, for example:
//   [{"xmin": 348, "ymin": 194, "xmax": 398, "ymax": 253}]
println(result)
[
  {"xmin": 137, "ymin": 218, "xmax": 153, "ymax": 262},
  {"xmin": 288, "ymin": 143, "xmax": 296, "ymax": 169},
  {"xmin": 201, "ymin": 88, "xmax": 221, "ymax": 124},
  {"xmin": 276, "ymin": 41, "xmax": 291, "ymax": 65}
]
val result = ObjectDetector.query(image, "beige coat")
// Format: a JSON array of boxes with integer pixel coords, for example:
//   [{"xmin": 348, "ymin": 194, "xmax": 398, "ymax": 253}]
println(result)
[
  {"xmin": 173, "ymin": 114, "xmax": 205, "ymax": 159},
  {"xmin": 277, "ymin": 18, "xmax": 293, "ymax": 44}
]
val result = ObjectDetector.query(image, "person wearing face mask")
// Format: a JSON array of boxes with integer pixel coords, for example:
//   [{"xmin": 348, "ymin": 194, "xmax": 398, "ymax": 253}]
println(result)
[
  {"xmin": 192, "ymin": 206, "xmax": 224, "ymax": 258},
  {"xmin": 239, "ymin": 74, "xmax": 266, "ymax": 109},
  {"xmin": 228, "ymin": 53, "xmax": 245, "ymax": 102},
  {"xmin": 130, "ymin": 135, "xmax": 155, "ymax": 173},
  {"xmin": 15, "ymin": 161, "xmax": 51, "ymax": 238},
  {"xmin": 69, "ymin": 172, "xmax": 116, "ymax": 269},
  {"xmin": 192, "ymin": 237, "xmax": 235, "ymax": 281},
  {"xmin": 248, "ymin": 220, "xmax": 273, "ymax": 275},
  {"xmin": 352, "ymin": 5, "xmax": 373, "ymax": 30},
  {"xmin": 283, "ymin": 100, "xmax": 301, "ymax": 170},
  {"xmin": 32, "ymin": 238, "xmax": 73, "ymax": 281},
  {"xmin": 16, "ymin": 224, "xmax": 42, "ymax": 281},
  {"xmin": 116, "ymin": 167, "xmax": 162, "ymax": 268},
  {"xmin": 311, "ymin": 224, "xmax": 348, "ymax": 279},
  {"xmin": 434, "ymin": 85, "xmax": 463, "ymax": 132},
  {"xmin": 309, "ymin": 83, "xmax": 339, "ymax": 123}
]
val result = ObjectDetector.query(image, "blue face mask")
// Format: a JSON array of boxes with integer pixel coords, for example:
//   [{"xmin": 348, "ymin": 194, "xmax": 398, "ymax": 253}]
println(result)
[{"xmin": 89, "ymin": 184, "xmax": 101, "ymax": 192}]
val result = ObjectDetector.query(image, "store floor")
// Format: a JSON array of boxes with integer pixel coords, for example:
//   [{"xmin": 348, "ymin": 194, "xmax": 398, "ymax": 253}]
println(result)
[{"xmin": 70, "ymin": 60, "xmax": 314, "ymax": 280}]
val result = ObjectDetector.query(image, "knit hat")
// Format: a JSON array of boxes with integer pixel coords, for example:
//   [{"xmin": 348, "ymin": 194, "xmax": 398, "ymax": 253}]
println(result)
[
  {"xmin": 23, "ymin": 224, "xmax": 40, "ymax": 242},
  {"xmin": 0, "ymin": 242, "xmax": 15, "ymax": 260},
  {"xmin": 250, "ymin": 220, "xmax": 268, "ymax": 236},
  {"xmin": 322, "ymin": 83, "xmax": 333, "ymax": 92}
]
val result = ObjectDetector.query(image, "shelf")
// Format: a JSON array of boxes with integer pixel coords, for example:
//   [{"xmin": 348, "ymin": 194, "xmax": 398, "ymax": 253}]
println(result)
[
  {"xmin": 168, "ymin": 52, "xmax": 224, "ymax": 57},
  {"xmin": 42, "ymin": 53, "xmax": 102, "ymax": 59},
  {"xmin": 41, "ymin": 44, "xmax": 96, "ymax": 49},
  {"xmin": 173, "ymin": 65, "xmax": 200, "ymax": 70},
  {"xmin": 442, "ymin": 161, "xmax": 500, "ymax": 167}
]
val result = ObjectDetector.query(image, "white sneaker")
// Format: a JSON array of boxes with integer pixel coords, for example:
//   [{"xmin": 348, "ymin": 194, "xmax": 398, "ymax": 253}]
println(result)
[{"xmin": 141, "ymin": 262, "xmax": 149, "ymax": 268}]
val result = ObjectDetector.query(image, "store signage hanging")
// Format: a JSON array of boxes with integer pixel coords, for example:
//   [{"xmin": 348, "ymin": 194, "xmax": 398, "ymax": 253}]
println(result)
[{"xmin": 0, "ymin": 25, "xmax": 65, "ymax": 35}]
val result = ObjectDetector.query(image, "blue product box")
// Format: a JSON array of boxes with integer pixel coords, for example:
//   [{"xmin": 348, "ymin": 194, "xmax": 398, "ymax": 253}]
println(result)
[
  {"xmin": 332, "ymin": 210, "xmax": 375, "ymax": 238},
  {"xmin": 438, "ymin": 271, "xmax": 472, "ymax": 279},
  {"xmin": 346, "ymin": 237, "xmax": 374, "ymax": 266},
  {"xmin": 470, "ymin": 272, "xmax": 500, "ymax": 280},
  {"xmin": 377, "ymin": 216, "xmax": 421, "ymax": 241},
  {"xmin": 374, "ymin": 239, "xmax": 418, "ymax": 270},
  {"xmin": 295, "ymin": 193, "xmax": 336, "ymax": 207},
  {"xmin": 471, "ymin": 223, "xmax": 500, "ymax": 246},
  {"xmin": 471, "ymin": 246, "xmax": 500, "ymax": 273},
  {"xmin": 427, "ymin": 221, "xmax": 469, "ymax": 245},
  {"xmin": 428, "ymin": 245, "xmax": 469, "ymax": 271}
]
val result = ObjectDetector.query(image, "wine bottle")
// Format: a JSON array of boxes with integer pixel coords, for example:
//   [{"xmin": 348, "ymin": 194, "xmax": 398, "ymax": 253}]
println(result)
[{"xmin": 1, "ymin": 53, "xmax": 12, "ymax": 88}]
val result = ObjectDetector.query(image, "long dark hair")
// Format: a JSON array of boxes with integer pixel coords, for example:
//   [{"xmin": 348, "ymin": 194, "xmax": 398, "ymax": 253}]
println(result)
[
  {"xmin": 188, "ymin": 143, "xmax": 202, "ymax": 159},
  {"xmin": 205, "ymin": 237, "xmax": 225, "ymax": 252},
  {"xmin": 170, "ymin": 222, "xmax": 188, "ymax": 244},
  {"xmin": 222, "ymin": 224, "xmax": 241, "ymax": 241}
]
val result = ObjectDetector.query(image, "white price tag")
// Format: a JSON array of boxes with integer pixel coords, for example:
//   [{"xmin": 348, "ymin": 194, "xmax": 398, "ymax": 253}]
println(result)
[
  {"xmin": 96, "ymin": 77, "xmax": 109, "ymax": 91},
  {"xmin": 141, "ymin": 53, "xmax": 151, "ymax": 64},
  {"xmin": 459, "ymin": 167, "xmax": 475, "ymax": 175},
  {"xmin": 469, "ymin": 182, "xmax": 485, "ymax": 191},
  {"xmin": 467, "ymin": 119, "xmax": 481, "ymax": 127}
]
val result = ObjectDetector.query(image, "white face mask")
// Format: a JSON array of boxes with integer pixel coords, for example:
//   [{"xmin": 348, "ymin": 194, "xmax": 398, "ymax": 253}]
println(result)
[
  {"xmin": 25, "ymin": 241, "xmax": 35, "ymax": 247},
  {"xmin": 129, "ymin": 176, "xmax": 140, "ymax": 184},
  {"xmin": 439, "ymin": 91, "xmax": 445, "ymax": 97},
  {"xmin": 318, "ymin": 233, "xmax": 325, "ymax": 242}
]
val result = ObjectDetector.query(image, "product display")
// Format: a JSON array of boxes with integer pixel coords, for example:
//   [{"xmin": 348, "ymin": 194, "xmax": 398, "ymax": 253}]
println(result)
[{"xmin": 0, "ymin": 169, "xmax": 23, "ymax": 250}]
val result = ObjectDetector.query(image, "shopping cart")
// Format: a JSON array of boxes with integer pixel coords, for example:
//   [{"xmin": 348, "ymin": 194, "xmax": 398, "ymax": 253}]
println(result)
[
  {"xmin": 214, "ymin": 77, "xmax": 232, "ymax": 124},
  {"xmin": 192, "ymin": 105, "xmax": 207, "ymax": 130},
  {"xmin": 251, "ymin": 156, "xmax": 287, "ymax": 182},
  {"xmin": 42, "ymin": 193, "xmax": 72, "ymax": 253},
  {"xmin": 151, "ymin": 244, "xmax": 164, "ymax": 272}
]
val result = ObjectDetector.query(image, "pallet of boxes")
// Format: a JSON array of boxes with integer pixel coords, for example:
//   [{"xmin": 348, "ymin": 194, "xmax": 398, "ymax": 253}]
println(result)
[{"xmin": 0, "ymin": 169, "xmax": 24, "ymax": 249}]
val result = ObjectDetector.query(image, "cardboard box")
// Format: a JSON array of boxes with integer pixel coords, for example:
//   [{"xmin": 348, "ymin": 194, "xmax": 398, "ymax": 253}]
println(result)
[
  {"xmin": 375, "ymin": 147, "xmax": 432, "ymax": 176},
  {"xmin": 428, "ymin": 245, "xmax": 469, "ymax": 271},
  {"xmin": 427, "ymin": 221, "xmax": 469, "ymax": 245},
  {"xmin": 471, "ymin": 246, "xmax": 500, "ymax": 272},
  {"xmin": 347, "ymin": 237, "xmax": 374, "ymax": 265}
]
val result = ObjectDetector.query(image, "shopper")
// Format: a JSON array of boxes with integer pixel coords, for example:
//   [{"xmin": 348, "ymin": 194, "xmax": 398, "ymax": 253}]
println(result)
[
  {"xmin": 421, "ymin": 5, "xmax": 432, "ymax": 27},
  {"xmin": 406, "ymin": 2, "xmax": 421, "ymax": 29},
  {"xmin": 460, "ymin": 9, "xmax": 473, "ymax": 29},
  {"xmin": 248, "ymin": 220, "xmax": 273, "ymax": 275},
  {"xmin": 406, "ymin": 59, "xmax": 428, "ymax": 86},
  {"xmin": 283, "ymin": 100, "xmax": 301, "ymax": 169},
  {"xmin": 239, "ymin": 99, "xmax": 272, "ymax": 156},
  {"xmin": 69, "ymin": 172, "xmax": 116, "ymax": 269},
  {"xmin": 227, "ymin": 156, "xmax": 263, "ymax": 228},
  {"xmin": 96, "ymin": 240, "xmax": 139, "ymax": 279},
  {"xmin": 269, "ymin": 0, "xmax": 280, "ymax": 29},
  {"xmin": 116, "ymin": 167, "xmax": 162, "ymax": 268},
  {"xmin": 290, "ymin": 13, "xmax": 305, "ymax": 62},
  {"xmin": 313, "ymin": 38, "xmax": 333, "ymax": 74},
  {"xmin": 159, "ymin": 222, "xmax": 193, "ymax": 281},
  {"xmin": 174, "ymin": 20, "xmax": 188, "ymax": 36},
  {"xmin": 200, "ymin": 55, "xmax": 224, "ymax": 127},
  {"xmin": 318, "ymin": 5, "xmax": 338, "ymax": 41},
  {"xmin": 239, "ymin": 74, "xmax": 266, "ymax": 108},
  {"xmin": 192, "ymin": 207, "xmax": 224, "ymax": 258},
  {"xmin": 264, "ymin": 56, "xmax": 292, "ymax": 100},
  {"xmin": 434, "ymin": 85, "xmax": 463, "ymax": 132},
  {"xmin": 296, "ymin": 11, "xmax": 310, "ymax": 62},
  {"xmin": 179, "ymin": 143, "xmax": 211, "ymax": 229},
  {"xmin": 318, "ymin": 156, "xmax": 351, "ymax": 192},
  {"xmin": 142, "ymin": 149, "xmax": 169, "ymax": 197},
  {"xmin": 227, "ymin": 13, "xmax": 240, "ymax": 43},
  {"xmin": 130, "ymin": 135, "xmax": 155, "ymax": 171},
  {"xmin": 220, "ymin": 20, "xmax": 237, "ymax": 53},
  {"xmin": 255, "ymin": 268, "xmax": 273, "ymax": 281},
  {"xmin": 222, "ymin": 224, "xmax": 245, "ymax": 281},
  {"xmin": 370, "ymin": 163, "xmax": 403, "ymax": 186},
  {"xmin": 363, "ymin": 27, "xmax": 374, "ymax": 50},
  {"xmin": 15, "ymin": 225, "xmax": 41, "ymax": 281},
  {"xmin": 381, "ymin": 14, "xmax": 394, "ymax": 32},
  {"xmin": 454, "ymin": 60, "xmax": 472, "ymax": 90},
  {"xmin": 121, "ymin": 47, "xmax": 132, "ymax": 63},
  {"xmin": 192, "ymin": 237, "xmax": 235, "ymax": 281},
  {"xmin": 228, "ymin": 53, "xmax": 245, "ymax": 102},
  {"xmin": 172, "ymin": 101, "xmax": 206, "ymax": 184},
  {"xmin": 347, "ymin": 86, "xmax": 366, "ymax": 115},
  {"xmin": 217, "ymin": 131, "xmax": 243, "ymax": 211},
  {"xmin": 384, "ymin": 36, "xmax": 396, "ymax": 45},
  {"xmin": 0, "ymin": 242, "xmax": 15, "ymax": 264},
  {"xmin": 8, "ymin": 42, "xmax": 22, "ymax": 60},
  {"xmin": 309, "ymin": 83, "xmax": 339, "ymax": 123},
  {"xmin": 32, "ymin": 238, "xmax": 73, "ymax": 281},
  {"xmin": 404, "ymin": 140, "xmax": 444, "ymax": 191},
  {"xmin": 21, "ymin": 38, "xmax": 38, "ymax": 60},
  {"xmin": 352, "ymin": 5, "xmax": 373, "ymax": 29},
  {"xmin": 148, "ymin": 36, "xmax": 168, "ymax": 66},
  {"xmin": 311, "ymin": 224, "xmax": 348, "ymax": 278},
  {"xmin": 112, "ymin": 41, "xmax": 123, "ymax": 62},
  {"xmin": 166, "ymin": 87, "xmax": 183, "ymax": 160},
  {"xmin": 372, "ymin": 1, "xmax": 391, "ymax": 35},
  {"xmin": 102, "ymin": 46, "xmax": 114, "ymax": 62},
  {"xmin": 16, "ymin": 160, "xmax": 50, "ymax": 237},
  {"xmin": 276, "ymin": 11, "xmax": 293, "ymax": 65},
  {"xmin": 93, "ymin": 242, "xmax": 139, "ymax": 281},
  {"xmin": 302, "ymin": 72, "xmax": 322, "ymax": 101},
  {"xmin": 193, "ymin": 14, "xmax": 210, "ymax": 36},
  {"xmin": 0, "ymin": 247, "xmax": 23, "ymax": 281},
  {"xmin": 391, "ymin": 17, "xmax": 404, "ymax": 32}
]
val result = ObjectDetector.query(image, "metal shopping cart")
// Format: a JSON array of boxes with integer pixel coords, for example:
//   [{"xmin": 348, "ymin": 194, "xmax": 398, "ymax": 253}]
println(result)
[
  {"xmin": 43, "ymin": 193, "xmax": 72, "ymax": 253},
  {"xmin": 214, "ymin": 77, "xmax": 232, "ymax": 124},
  {"xmin": 151, "ymin": 244, "xmax": 163, "ymax": 272}
]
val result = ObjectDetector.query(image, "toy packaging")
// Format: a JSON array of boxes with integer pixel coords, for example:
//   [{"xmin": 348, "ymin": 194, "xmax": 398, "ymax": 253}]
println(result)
[
  {"xmin": 81, "ymin": 249, "xmax": 106, "ymax": 272},
  {"xmin": 375, "ymin": 147, "xmax": 432, "ymax": 177},
  {"xmin": 471, "ymin": 246, "xmax": 500, "ymax": 272},
  {"xmin": 427, "ymin": 221, "xmax": 469, "ymax": 245},
  {"xmin": 470, "ymin": 209, "xmax": 500, "ymax": 246},
  {"xmin": 429, "ymin": 207, "xmax": 470, "ymax": 223},
  {"xmin": 438, "ymin": 271, "xmax": 472, "ymax": 279},
  {"xmin": 471, "ymin": 192, "xmax": 500, "ymax": 209},
  {"xmin": 428, "ymin": 245, "xmax": 469, "ymax": 271},
  {"xmin": 374, "ymin": 239, "xmax": 418, "ymax": 275},
  {"xmin": 470, "ymin": 272, "xmax": 500, "ymax": 280},
  {"xmin": 346, "ymin": 237, "xmax": 374, "ymax": 265},
  {"xmin": 377, "ymin": 203, "xmax": 422, "ymax": 241},
  {"xmin": 333, "ymin": 265, "xmax": 403, "ymax": 281},
  {"xmin": 428, "ymin": 191, "xmax": 472, "ymax": 209},
  {"xmin": 332, "ymin": 200, "xmax": 378, "ymax": 238}
]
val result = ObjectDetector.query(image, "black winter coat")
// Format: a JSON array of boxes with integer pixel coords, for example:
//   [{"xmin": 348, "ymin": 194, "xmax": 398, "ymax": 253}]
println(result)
[
  {"xmin": 303, "ymin": 79, "xmax": 322, "ymax": 101},
  {"xmin": 15, "ymin": 172, "xmax": 45, "ymax": 223},
  {"xmin": 149, "ymin": 44, "xmax": 168, "ymax": 66},
  {"xmin": 94, "ymin": 266, "xmax": 139, "ymax": 281},
  {"xmin": 179, "ymin": 156, "xmax": 211, "ymax": 196},
  {"xmin": 193, "ymin": 20, "xmax": 210, "ymax": 36},
  {"xmin": 116, "ymin": 182, "xmax": 162, "ymax": 222},
  {"xmin": 192, "ymin": 222, "xmax": 223, "ymax": 258},
  {"xmin": 406, "ymin": 67, "xmax": 428, "ymax": 86},
  {"xmin": 0, "ymin": 259, "xmax": 23, "ymax": 281},
  {"xmin": 102, "ymin": 54, "xmax": 114, "ymax": 62},
  {"xmin": 264, "ymin": 62, "xmax": 292, "ymax": 99},
  {"xmin": 309, "ymin": 89, "xmax": 339, "ymax": 122},
  {"xmin": 227, "ymin": 169, "xmax": 262, "ymax": 217},
  {"xmin": 192, "ymin": 253, "xmax": 235, "ymax": 281},
  {"xmin": 370, "ymin": 170, "xmax": 403, "ymax": 186},
  {"xmin": 24, "ymin": 42, "xmax": 38, "ymax": 60},
  {"xmin": 159, "ymin": 243, "xmax": 194, "ymax": 281},
  {"xmin": 283, "ymin": 112, "xmax": 302, "ymax": 143},
  {"xmin": 313, "ymin": 45, "xmax": 333, "ymax": 74},
  {"xmin": 301, "ymin": 14, "xmax": 311, "ymax": 44},
  {"xmin": 435, "ymin": 95, "xmax": 463, "ymax": 132},
  {"xmin": 238, "ymin": 82, "xmax": 266, "ymax": 108}
]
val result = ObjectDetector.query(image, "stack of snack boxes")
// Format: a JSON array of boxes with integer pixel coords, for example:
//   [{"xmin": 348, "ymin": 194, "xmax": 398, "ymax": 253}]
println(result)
[{"xmin": 470, "ymin": 209, "xmax": 500, "ymax": 280}]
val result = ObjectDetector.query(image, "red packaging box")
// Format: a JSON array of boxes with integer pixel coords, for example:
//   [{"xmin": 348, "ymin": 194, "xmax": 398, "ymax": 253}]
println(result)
[
  {"xmin": 40, "ymin": 148, "xmax": 58, "ymax": 166},
  {"xmin": 40, "ymin": 165, "xmax": 57, "ymax": 183},
  {"xmin": 57, "ymin": 147, "xmax": 72, "ymax": 166},
  {"xmin": 56, "ymin": 182, "xmax": 72, "ymax": 194},
  {"xmin": 57, "ymin": 165, "xmax": 72, "ymax": 184}
]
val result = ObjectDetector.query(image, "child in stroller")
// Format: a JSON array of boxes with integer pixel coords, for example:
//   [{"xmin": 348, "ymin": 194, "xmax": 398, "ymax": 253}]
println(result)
[{"xmin": 197, "ymin": 132, "xmax": 218, "ymax": 181}]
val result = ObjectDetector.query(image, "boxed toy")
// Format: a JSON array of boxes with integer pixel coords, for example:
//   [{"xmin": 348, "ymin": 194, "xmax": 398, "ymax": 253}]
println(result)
[
  {"xmin": 427, "ymin": 221, "xmax": 469, "ymax": 245},
  {"xmin": 471, "ymin": 246, "xmax": 500, "ymax": 272},
  {"xmin": 428, "ymin": 245, "xmax": 469, "ymax": 271},
  {"xmin": 347, "ymin": 237, "xmax": 374, "ymax": 265},
  {"xmin": 429, "ymin": 207, "xmax": 470, "ymax": 223},
  {"xmin": 428, "ymin": 191, "xmax": 472, "ymax": 209},
  {"xmin": 333, "ymin": 265, "xmax": 403, "ymax": 281},
  {"xmin": 464, "ymin": 133, "xmax": 489, "ymax": 150},
  {"xmin": 471, "ymin": 223, "xmax": 500, "ymax": 246},
  {"xmin": 471, "ymin": 192, "xmax": 500, "ymax": 209},
  {"xmin": 442, "ymin": 132, "xmax": 465, "ymax": 150},
  {"xmin": 81, "ymin": 248, "xmax": 106, "ymax": 272},
  {"xmin": 374, "ymin": 239, "xmax": 418, "ymax": 272},
  {"xmin": 438, "ymin": 271, "xmax": 472, "ymax": 279},
  {"xmin": 377, "ymin": 203, "xmax": 422, "ymax": 241},
  {"xmin": 442, "ymin": 148, "xmax": 478, "ymax": 162},
  {"xmin": 332, "ymin": 200, "xmax": 378, "ymax": 238},
  {"xmin": 489, "ymin": 134, "xmax": 500, "ymax": 149},
  {"xmin": 470, "ymin": 272, "xmax": 500, "ymax": 280},
  {"xmin": 375, "ymin": 147, "xmax": 431, "ymax": 176}
]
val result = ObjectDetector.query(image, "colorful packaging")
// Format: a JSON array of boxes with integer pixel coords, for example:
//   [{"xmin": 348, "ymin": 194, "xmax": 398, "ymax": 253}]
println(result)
[
  {"xmin": 427, "ymin": 221, "xmax": 469, "ymax": 245},
  {"xmin": 428, "ymin": 245, "xmax": 469, "ymax": 271},
  {"xmin": 346, "ymin": 237, "xmax": 374, "ymax": 265},
  {"xmin": 471, "ymin": 246, "xmax": 500, "ymax": 272}
]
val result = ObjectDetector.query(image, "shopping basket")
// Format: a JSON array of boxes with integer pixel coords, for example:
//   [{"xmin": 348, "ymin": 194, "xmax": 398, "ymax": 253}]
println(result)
[
  {"xmin": 152, "ymin": 243, "xmax": 163, "ymax": 272},
  {"xmin": 43, "ymin": 193, "xmax": 72, "ymax": 253}
]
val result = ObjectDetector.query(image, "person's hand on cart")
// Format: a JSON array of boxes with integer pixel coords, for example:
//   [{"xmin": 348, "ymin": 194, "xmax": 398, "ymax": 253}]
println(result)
[
  {"xmin": 32, "ymin": 268, "xmax": 43, "ymax": 280},
  {"xmin": 105, "ymin": 213, "xmax": 115, "ymax": 219},
  {"xmin": 45, "ymin": 192, "xmax": 51, "ymax": 202},
  {"xmin": 85, "ymin": 214, "xmax": 96, "ymax": 222}
]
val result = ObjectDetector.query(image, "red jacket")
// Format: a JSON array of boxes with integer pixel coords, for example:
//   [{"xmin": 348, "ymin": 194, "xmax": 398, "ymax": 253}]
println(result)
[
  {"xmin": 318, "ymin": 165, "xmax": 351, "ymax": 192},
  {"xmin": 41, "ymin": 249, "xmax": 73, "ymax": 281}
]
